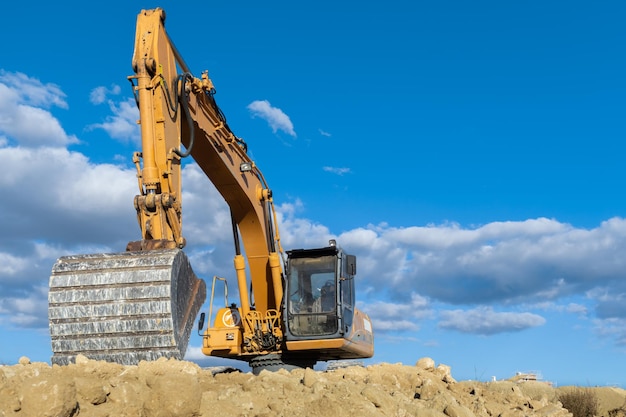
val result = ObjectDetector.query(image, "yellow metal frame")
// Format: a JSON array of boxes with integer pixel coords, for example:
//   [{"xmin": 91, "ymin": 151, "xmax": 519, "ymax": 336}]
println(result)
[{"xmin": 130, "ymin": 8, "xmax": 285, "ymax": 358}]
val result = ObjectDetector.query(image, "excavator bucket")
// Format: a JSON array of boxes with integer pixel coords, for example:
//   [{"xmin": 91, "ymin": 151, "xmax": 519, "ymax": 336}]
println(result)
[{"xmin": 48, "ymin": 249, "xmax": 206, "ymax": 365}]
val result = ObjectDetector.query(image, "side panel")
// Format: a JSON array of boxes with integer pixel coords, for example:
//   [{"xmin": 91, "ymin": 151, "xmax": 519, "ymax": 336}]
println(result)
[{"xmin": 285, "ymin": 309, "xmax": 374, "ymax": 360}]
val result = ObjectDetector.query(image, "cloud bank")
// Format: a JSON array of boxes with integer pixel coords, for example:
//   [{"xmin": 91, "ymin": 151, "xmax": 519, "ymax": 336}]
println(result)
[{"xmin": 2, "ymin": 70, "xmax": 626, "ymax": 352}]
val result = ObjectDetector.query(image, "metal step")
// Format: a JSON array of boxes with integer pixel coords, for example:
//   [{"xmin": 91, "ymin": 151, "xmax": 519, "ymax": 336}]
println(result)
[{"xmin": 48, "ymin": 249, "xmax": 206, "ymax": 365}]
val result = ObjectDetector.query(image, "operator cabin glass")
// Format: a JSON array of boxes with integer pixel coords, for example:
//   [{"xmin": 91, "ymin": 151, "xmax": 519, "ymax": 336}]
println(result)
[{"xmin": 288, "ymin": 255, "xmax": 339, "ymax": 336}]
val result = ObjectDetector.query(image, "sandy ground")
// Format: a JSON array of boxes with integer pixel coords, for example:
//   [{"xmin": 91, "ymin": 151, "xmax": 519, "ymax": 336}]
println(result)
[{"xmin": 1, "ymin": 356, "xmax": 624, "ymax": 417}]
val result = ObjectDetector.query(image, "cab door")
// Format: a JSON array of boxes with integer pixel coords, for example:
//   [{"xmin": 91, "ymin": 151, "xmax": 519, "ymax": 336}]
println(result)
[{"xmin": 339, "ymin": 254, "xmax": 356, "ymax": 333}]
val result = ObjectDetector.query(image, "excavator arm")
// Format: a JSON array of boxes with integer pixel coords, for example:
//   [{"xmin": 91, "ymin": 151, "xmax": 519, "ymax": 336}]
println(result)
[
  {"xmin": 128, "ymin": 8, "xmax": 286, "ymax": 349},
  {"xmin": 127, "ymin": 8, "xmax": 283, "ymax": 314}
]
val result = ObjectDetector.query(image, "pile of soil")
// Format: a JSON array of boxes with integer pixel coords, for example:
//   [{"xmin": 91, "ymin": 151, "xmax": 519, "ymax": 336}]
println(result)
[{"xmin": 1, "ymin": 355, "xmax": 624, "ymax": 417}]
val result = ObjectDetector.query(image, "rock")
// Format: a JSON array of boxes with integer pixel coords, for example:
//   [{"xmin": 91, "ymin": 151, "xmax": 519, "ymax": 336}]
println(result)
[
  {"xmin": 20, "ymin": 378, "xmax": 78, "ymax": 417},
  {"xmin": 436, "ymin": 363, "xmax": 457, "ymax": 383},
  {"xmin": 302, "ymin": 367, "xmax": 318, "ymax": 387},
  {"xmin": 535, "ymin": 403, "xmax": 572, "ymax": 417},
  {"xmin": 361, "ymin": 385, "xmax": 391, "ymax": 408},
  {"xmin": 0, "ymin": 357, "xmax": 611, "ymax": 417},
  {"xmin": 75, "ymin": 354, "xmax": 90, "ymax": 365},
  {"xmin": 444, "ymin": 402, "xmax": 475, "ymax": 417},
  {"xmin": 74, "ymin": 376, "xmax": 108, "ymax": 405},
  {"xmin": 429, "ymin": 391, "xmax": 464, "ymax": 413},
  {"xmin": 144, "ymin": 372, "xmax": 202, "ymax": 417},
  {"xmin": 417, "ymin": 378, "xmax": 441, "ymax": 401},
  {"xmin": 416, "ymin": 357, "xmax": 436, "ymax": 370}
]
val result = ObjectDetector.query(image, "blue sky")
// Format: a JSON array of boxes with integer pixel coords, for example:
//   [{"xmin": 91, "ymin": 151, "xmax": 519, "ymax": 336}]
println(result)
[{"xmin": 1, "ymin": 1, "xmax": 625, "ymax": 386}]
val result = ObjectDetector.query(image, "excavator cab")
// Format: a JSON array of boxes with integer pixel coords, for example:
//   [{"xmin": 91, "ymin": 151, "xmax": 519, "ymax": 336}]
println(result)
[
  {"xmin": 200, "ymin": 238, "xmax": 372, "ymax": 371},
  {"xmin": 284, "ymin": 241, "xmax": 357, "ymax": 342}
]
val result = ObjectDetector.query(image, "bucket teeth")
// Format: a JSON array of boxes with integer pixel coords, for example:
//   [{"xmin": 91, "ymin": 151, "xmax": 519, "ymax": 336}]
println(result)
[{"xmin": 48, "ymin": 249, "xmax": 206, "ymax": 365}]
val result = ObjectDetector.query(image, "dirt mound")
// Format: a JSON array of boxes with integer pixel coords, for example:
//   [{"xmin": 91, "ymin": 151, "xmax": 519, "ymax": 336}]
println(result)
[{"xmin": 0, "ymin": 355, "xmax": 622, "ymax": 417}]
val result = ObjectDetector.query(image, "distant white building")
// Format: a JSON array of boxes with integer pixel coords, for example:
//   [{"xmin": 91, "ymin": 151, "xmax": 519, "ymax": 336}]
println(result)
[{"xmin": 508, "ymin": 371, "xmax": 553, "ymax": 386}]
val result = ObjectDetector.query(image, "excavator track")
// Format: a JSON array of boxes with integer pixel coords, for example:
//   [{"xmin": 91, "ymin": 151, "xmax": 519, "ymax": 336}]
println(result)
[{"xmin": 48, "ymin": 249, "xmax": 206, "ymax": 365}]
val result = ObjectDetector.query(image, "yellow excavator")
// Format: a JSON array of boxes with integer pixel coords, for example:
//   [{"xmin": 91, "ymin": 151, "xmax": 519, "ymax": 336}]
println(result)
[{"xmin": 48, "ymin": 8, "xmax": 373, "ymax": 374}]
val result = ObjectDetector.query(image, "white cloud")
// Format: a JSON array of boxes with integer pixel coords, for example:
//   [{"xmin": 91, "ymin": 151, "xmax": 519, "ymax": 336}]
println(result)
[
  {"xmin": 526, "ymin": 300, "xmax": 588, "ymax": 317},
  {"xmin": 87, "ymin": 97, "xmax": 139, "ymax": 143},
  {"xmin": 184, "ymin": 346, "xmax": 206, "ymax": 361},
  {"xmin": 439, "ymin": 306, "xmax": 546, "ymax": 335},
  {"xmin": 89, "ymin": 87, "xmax": 108, "ymax": 105},
  {"xmin": 565, "ymin": 303, "xmax": 588, "ymax": 315},
  {"xmin": 275, "ymin": 201, "xmax": 333, "ymax": 249},
  {"xmin": 319, "ymin": 129, "xmax": 331, "ymax": 137},
  {"xmin": 0, "ymin": 72, "xmax": 78, "ymax": 147},
  {"xmin": 0, "ymin": 146, "xmax": 136, "ymax": 222},
  {"xmin": 587, "ymin": 288, "xmax": 626, "ymax": 320},
  {"xmin": 89, "ymin": 84, "xmax": 121, "ymax": 105},
  {"xmin": 364, "ymin": 293, "xmax": 433, "ymax": 332},
  {"xmin": 323, "ymin": 166, "xmax": 351, "ymax": 176},
  {"xmin": 592, "ymin": 317, "xmax": 626, "ymax": 346},
  {"xmin": 247, "ymin": 100, "xmax": 296, "ymax": 137},
  {"xmin": 0, "ymin": 286, "xmax": 48, "ymax": 327},
  {"xmin": 0, "ymin": 71, "xmax": 68, "ymax": 109},
  {"xmin": 0, "ymin": 252, "xmax": 29, "ymax": 277},
  {"xmin": 385, "ymin": 218, "xmax": 567, "ymax": 249}
]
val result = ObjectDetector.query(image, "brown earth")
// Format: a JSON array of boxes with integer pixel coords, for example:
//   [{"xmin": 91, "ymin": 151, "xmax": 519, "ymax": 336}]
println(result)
[{"xmin": 0, "ymin": 355, "xmax": 624, "ymax": 417}]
